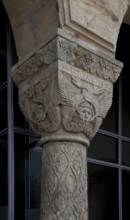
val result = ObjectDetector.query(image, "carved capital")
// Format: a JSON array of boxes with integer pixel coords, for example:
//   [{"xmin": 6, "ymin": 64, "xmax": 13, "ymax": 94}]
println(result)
[{"xmin": 12, "ymin": 33, "xmax": 122, "ymax": 146}]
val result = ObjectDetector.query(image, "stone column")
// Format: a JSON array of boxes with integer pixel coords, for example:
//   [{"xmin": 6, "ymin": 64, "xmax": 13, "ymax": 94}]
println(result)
[
  {"xmin": 12, "ymin": 32, "xmax": 122, "ymax": 219},
  {"xmin": 41, "ymin": 142, "xmax": 88, "ymax": 219}
]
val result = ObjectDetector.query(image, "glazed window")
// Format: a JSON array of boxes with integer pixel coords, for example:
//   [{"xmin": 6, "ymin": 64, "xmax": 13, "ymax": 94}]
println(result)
[{"xmin": 88, "ymin": 23, "xmax": 130, "ymax": 220}]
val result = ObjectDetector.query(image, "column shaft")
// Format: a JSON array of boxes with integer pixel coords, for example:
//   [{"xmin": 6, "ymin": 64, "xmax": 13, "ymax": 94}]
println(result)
[{"xmin": 40, "ymin": 142, "xmax": 88, "ymax": 220}]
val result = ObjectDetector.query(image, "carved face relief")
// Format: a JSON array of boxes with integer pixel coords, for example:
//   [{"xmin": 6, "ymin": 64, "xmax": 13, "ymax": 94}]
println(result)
[{"xmin": 77, "ymin": 101, "xmax": 96, "ymax": 122}]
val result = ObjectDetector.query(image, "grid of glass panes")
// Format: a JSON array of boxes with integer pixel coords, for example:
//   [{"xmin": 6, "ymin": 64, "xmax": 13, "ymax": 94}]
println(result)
[
  {"xmin": 88, "ymin": 23, "xmax": 130, "ymax": 220},
  {"xmin": 0, "ymin": 3, "xmax": 39, "ymax": 220}
]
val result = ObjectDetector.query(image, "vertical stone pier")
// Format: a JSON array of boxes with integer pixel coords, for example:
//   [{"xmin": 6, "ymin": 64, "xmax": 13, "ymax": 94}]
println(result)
[
  {"xmin": 12, "ymin": 32, "xmax": 122, "ymax": 219},
  {"xmin": 3, "ymin": 0, "xmax": 127, "ymax": 218}
]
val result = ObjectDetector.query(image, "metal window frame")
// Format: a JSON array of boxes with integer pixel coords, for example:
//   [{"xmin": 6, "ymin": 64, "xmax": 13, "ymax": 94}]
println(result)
[
  {"xmin": 87, "ymin": 72, "xmax": 130, "ymax": 220},
  {"xmin": 4, "ymin": 19, "xmax": 36, "ymax": 220},
  {"xmin": 7, "ymin": 19, "xmax": 15, "ymax": 220}
]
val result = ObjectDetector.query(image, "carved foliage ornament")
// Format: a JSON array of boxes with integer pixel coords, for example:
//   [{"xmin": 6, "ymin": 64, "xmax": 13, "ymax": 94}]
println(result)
[
  {"xmin": 13, "ymin": 36, "xmax": 122, "ymax": 86},
  {"xmin": 41, "ymin": 142, "xmax": 88, "ymax": 219},
  {"xmin": 13, "ymin": 36, "xmax": 122, "ymax": 141},
  {"xmin": 19, "ymin": 70, "xmax": 112, "ymax": 140}
]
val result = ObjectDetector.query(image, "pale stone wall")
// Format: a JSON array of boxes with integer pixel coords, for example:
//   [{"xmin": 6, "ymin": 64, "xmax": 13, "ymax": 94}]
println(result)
[{"xmin": 124, "ymin": 4, "xmax": 130, "ymax": 24}]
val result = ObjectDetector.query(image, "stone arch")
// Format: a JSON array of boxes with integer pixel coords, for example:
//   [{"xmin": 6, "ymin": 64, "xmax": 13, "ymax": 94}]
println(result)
[
  {"xmin": 2, "ymin": 0, "xmax": 35, "ymax": 59},
  {"xmin": 123, "ymin": 3, "xmax": 130, "ymax": 25},
  {"xmin": 2, "ymin": 0, "xmax": 129, "ymax": 60},
  {"xmin": 2, "ymin": 0, "xmax": 59, "ymax": 60},
  {"xmin": 115, "ymin": 2, "xmax": 130, "ymax": 54}
]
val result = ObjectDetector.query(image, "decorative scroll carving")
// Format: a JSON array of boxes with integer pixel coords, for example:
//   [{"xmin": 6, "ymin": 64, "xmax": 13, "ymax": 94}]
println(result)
[
  {"xmin": 41, "ymin": 142, "xmax": 88, "ymax": 220},
  {"xmin": 58, "ymin": 37, "xmax": 121, "ymax": 83},
  {"xmin": 13, "ymin": 39, "xmax": 57, "ymax": 86},
  {"xmin": 60, "ymin": 72, "xmax": 112, "ymax": 140},
  {"xmin": 19, "ymin": 73, "xmax": 61, "ymax": 135},
  {"xmin": 12, "ymin": 35, "xmax": 122, "ymax": 142},
  {"xmin": 13, "ymin": 36, "xmax": 122, "ymax": 86},
  {"xmin": 19, "ymin": 69, "xmax": 112, "ymax": 140}
]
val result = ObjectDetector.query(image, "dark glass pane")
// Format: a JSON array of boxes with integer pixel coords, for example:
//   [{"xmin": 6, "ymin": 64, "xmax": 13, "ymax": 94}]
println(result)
[
  {"xmin": 122, "ymin": 69, "xmax": 130, "ymax": 138},
  {"xmin": 15, "ymin": 133, "xmax": 40, "ymax": 220},
  {"xmin": 122, "ymin": 170, "xmax": 130, "ymax": 220},
  {"xmin": 0, "ymin": 134, "xmax": 8, "ymax": 220},
  {"xmin": 25, "ymin": 142, "xmax": 41, "ymax": 220},
  {"xmin": 122, "ymin": 141, "xmax": 130, "ymax": 167},
  {"xmin": 15, "ymin": 133, "xmax": 26, "ymax": 220},
  {"xmin": 28, "ymin": 146, "xmax": 42, "ymax": 209},
  {"xmin": 101, "ymin": 81, "xmax": 118, "ymax": 133},
  {"xmin": 116, "ymin": 23, "xmax": 130, "ymax": 138},
  {"xmin": 0, "ymin": 56, "xmax": 7, "ymax": 85},
  {"xmin": 0, "ymin": 18, "xmax": 6, "ymax": 59},
  {"xmin": 14, "ymin": 85, "xmax": 28, "ymax": 129},
  {"xmin": 0, "ymin": 7, "xmax": 7, "ymax": 86},
  {"xmin": 88, "ymin": 134, "xmax": 118, "ymax": 163},
  {"xmin": 0, "ymin": 87, "xmax": 7, "ymax": 131},
  {"xmin": 88, "ymin": 163, "xmax": 118, "ymax": 220},
  {"xmin": 15, "ymin": 134, "xmax": 36, "ymax": 220}
]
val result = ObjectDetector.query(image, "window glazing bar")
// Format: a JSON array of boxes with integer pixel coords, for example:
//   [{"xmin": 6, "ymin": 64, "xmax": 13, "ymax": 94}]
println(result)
[
  {"xmin": 7, "ymin": 21, "xmax": 15, "ymax": 220},
  {"xmin": 14, "ymin": 126, "xmax": 36, "ymax": 137},
  {"xmin": 99, "ymin": 128, "xmax": 130, "ymax": 142},
  {"xmin": 0, "ymin": 128, "xmax": 8, "ymax": 136},
  {"xmin": 0, "ymin": 81, "xmax": 7, "ymax": 91},
  {"xmin": 87, "ymin": 157, "xmax": 120, "ymax": 169},
  {"xmin": 118, "ymin": 75, "xmax": 123, "ymax": 220},
  {"xmin": 88, "ymin": 157, "xmax": 130, "ymax": 170}
]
